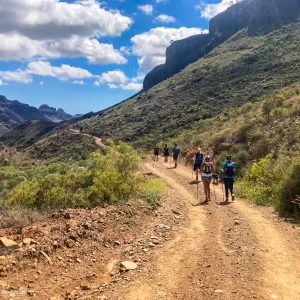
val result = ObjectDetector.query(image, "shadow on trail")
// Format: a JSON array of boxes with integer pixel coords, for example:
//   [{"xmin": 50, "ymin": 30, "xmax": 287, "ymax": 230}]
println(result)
[
  {"xmin": 192, "ymin": 201, "xmax": 209, "ymax": 206},
  {"xmin": 218, "ymin": 201, "xmax": 231, "ymax": 206},
  {"xmin": 167, "ymin": 167, "xmax": 176, "ymax": 170}
]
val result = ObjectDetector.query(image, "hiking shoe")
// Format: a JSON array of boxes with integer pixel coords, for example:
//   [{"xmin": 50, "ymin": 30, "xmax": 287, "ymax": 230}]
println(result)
[
  {"xmin": 232, "ymin": 194, "xmax": 235, "ymax": 201},
  {"xmin": 225, "ymin": 198, "xmax": 229, "ymax": 202}
]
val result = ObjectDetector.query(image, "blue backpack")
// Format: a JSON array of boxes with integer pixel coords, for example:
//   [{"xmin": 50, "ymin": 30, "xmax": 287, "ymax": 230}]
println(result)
[{"xmin": 225, "ymin": 162, "xmax": 235, "ymax": 177}]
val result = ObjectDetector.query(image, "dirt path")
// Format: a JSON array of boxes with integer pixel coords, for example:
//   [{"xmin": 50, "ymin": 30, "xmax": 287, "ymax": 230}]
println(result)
[
  {"xmin": 121, "ymin": 160, "xmax": 300, "ymax": 300},
  {"xmin": 69, "ymin": 129, "xmax": 103, "ymax": 147}
]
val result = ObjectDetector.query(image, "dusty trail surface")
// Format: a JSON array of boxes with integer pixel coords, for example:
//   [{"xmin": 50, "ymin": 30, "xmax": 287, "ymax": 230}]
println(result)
[
  {"xmin": 121, "ymin": 160, "xmax": 300, "ymax": 300},
  {"xmin": 0, "ymin": 159, "xmax": 299, "ymax": 300}
]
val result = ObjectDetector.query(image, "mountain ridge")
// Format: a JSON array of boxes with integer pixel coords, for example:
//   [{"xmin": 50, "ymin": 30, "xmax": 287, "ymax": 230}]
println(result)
[
  {"xmin": 143, "ymin": 0, "xmax": 300, "ymax": 90},
  {"xmin": 0, "ymin": 95, "xmax": 75, "ymax": 134}
]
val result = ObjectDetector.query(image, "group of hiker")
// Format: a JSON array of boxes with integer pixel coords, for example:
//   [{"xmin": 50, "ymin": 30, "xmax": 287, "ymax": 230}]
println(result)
[
  {"xmin": 153, "ymin": 143, "xmax": 181, "ymax": 168},
  {"xmin": 153, "ymin": 145, "xmax": 236, "ymax": 203}
]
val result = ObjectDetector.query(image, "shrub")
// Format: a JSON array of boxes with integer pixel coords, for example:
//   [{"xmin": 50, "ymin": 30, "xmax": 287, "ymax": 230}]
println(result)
[
  {"xmin": 138, "ymin": 178, "xmax": 166, "ymax": 208},
  {"xmin": 7, "ymin": 143, "xmax": 140, "ymax": 210},
  {"xmin": 235, "ymin": 123, "xmax": 253, "ymax": 143},
  {"xmin": 276, "ymin": 158, "xmax": 300, "ymax": 216},
  {"xmin": 252, "ymin": 138, "xmax": 271, "ymax": 160}
]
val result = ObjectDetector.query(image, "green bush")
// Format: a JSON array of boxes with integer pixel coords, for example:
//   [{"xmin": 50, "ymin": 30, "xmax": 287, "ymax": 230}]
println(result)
[
  {"xmin": 7, "ymin": 143, "xmax": 140, "ymax": 210},
  {"xmin": 276, "ymin": 158, "xmax": 300, "ymax": 215},
  {"xmin": 138, "ymin": 178, "xmax": 166, "ymax": 208}
]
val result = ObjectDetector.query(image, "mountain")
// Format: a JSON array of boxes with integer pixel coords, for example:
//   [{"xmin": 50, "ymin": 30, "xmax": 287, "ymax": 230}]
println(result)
[
  {"xmin": 1, "ymin": 0, "xmax": 300, "ymax": 152},
  {"xmin": 0, "ymin": 96, "xmax": 74, "ymax": 133},
  {"xmin": 143, "ymin": 0, "xmax": 300, "ymax": 90},
  {"xmin": 38, "ymin": 104, "xmax": 73, "ymax": 122},
  {"xmin": 72, "ymin": 22, "xmax": 300, "ymax": 146}
]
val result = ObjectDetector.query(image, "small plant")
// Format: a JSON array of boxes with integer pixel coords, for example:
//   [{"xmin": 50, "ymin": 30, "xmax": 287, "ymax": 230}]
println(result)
[{"xmin": 138, "ymin": 178, "xmax": 166, "ymax": 208}]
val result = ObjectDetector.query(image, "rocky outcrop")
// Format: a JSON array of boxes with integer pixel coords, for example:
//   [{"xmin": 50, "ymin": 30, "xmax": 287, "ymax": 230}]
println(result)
[
  {"xmin": 143, "ymin": 0, "xmax": 300, "ymax": 90},
  {"xmin": 39, "ymin": 105, "xmax": 73, "ymax": 122}
]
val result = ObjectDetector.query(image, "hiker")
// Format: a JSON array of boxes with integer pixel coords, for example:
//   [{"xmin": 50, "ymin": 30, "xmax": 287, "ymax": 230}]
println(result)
[
  {"xmin": 199, "ymin": 156, "xmax": 215, "ymax": 202},
  {"xmin": 172, "ymin": 143, "xmax": 181, "ymax": 168},
  {"xmin": 222, "ymin": 155, "xmax": 236, "ymax": 201},
  {"xmin": 163, "ymin": 144, "xmax": 170, "ymax": 163},
  {"xmin": 193, "ymin": 148, "xmax": 204, "ymax": 181},
  {"xmin": 153, "ymin": 145, "xmax": 160, "ymax": 162}
]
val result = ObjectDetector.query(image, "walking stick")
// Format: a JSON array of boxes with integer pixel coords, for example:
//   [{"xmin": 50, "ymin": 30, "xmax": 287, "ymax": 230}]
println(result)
[
  {"xmin": 213, "ymin": 182, "xmax": 217, "ymax": 202},
  {"xmin": 197, "ymin": 180, "xmax": 199, "ymax": 202},
  {"xmin": 221, "ymin": 180, "xmax": 225, "ymax": 202}
]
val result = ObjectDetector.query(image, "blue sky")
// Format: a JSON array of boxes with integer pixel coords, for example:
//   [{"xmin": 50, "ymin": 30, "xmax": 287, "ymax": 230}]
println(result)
[{"xmin": 0, "ymin": 0, "xmax": 238, "ymax": 115}]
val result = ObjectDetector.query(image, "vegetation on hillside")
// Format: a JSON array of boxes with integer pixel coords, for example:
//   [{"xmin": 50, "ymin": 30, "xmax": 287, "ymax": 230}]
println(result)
[
  {"xmin": 159, "ymin": 85, "xmax": 300, "ymax": 216},
  {"xmin": 0, "ymin": 143, "xmax": 165, "ymax": 229},
  {"xmin": 74, "ymin": 23, "xmax": 300, "ymax": 145}
]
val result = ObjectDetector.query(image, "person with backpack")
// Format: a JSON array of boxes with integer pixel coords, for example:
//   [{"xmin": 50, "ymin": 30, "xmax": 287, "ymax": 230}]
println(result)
[
  {"xmin": 194, "ymin": 148, "xmax": 204, "ymax": 181},
  {"xmin": 199, "ymin": 156, "xmax": 215, "ymax": 202},
  {"xmin": 153, "ymin": 145, "xmax": 160, "ymax": 162},
  {"xmin": 222, "ymin": 155, "xmax": 236, "ymax": 201},
  {"xmin": 172, "ymin": 143, "xmax": 181, "ymax": 168},
  {"xmin": 163, "ymin": 144, "xmax": 170, "ymax": 163}
]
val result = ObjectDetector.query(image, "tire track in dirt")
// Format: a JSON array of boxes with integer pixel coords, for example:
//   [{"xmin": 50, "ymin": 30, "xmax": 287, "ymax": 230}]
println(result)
[
  {"xmin": 167, "ymin": 161, "xmax": 300, "ymax": 300},
  {"xmin": 124, "ymin": 161, "xmax": 265, "ymax": 300}
]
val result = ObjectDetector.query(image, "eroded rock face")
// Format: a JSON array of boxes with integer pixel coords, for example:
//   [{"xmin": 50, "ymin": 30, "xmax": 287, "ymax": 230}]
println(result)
[{"xmin": 143, "ymin": 0, "xmax": 300, "ymax": 91}]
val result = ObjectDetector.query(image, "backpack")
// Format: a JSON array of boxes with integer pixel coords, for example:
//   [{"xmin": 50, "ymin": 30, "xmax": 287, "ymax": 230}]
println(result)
[
  {"xmin": 203, "ymin": 162, "xmax": 212, "ymax": 174},
  {"xmin": 225, "ymin": 162, "xmax": 235, "ymax": 177},
  {"xmin": 173, "ymin": 147, "xmax": 180, "ymax": 156}
]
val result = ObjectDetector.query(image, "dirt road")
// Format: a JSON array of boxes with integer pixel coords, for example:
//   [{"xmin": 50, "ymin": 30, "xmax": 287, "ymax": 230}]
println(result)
[
  {"xmin": 69, "ymin": 129, "xmax": 104, "ymax": 147},
  {"xmin": 122, "ymin": 160, "xmax": 300, "ymax": 300}
]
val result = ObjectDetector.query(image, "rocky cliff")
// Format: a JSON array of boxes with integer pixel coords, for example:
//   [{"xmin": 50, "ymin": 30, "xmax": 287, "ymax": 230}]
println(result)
[
  {"xmin": 39, "ymin": 104, "xmax": 73, "ymax": 122},
  {"xmin": 143, "ymin": 0, "xmax": 300, "ymax": 90}
]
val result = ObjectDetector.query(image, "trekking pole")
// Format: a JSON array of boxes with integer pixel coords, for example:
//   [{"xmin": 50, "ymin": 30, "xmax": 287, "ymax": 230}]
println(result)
[
  {"xmin": 213, "ymin": 182, "xmax": 217, "ymax": 202},
  {"xmin": 221, "ymin": 180, "xmax": 225, "ymax": 202},
  {"xmin": 197, "ymin": 180, "xmax": 199, "ymax": 202}
]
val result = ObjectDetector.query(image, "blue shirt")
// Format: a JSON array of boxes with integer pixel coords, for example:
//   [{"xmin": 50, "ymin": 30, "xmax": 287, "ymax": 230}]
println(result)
[{"xmin": 195, "ymin": 153, "xmax": 203, "ymax": 161}]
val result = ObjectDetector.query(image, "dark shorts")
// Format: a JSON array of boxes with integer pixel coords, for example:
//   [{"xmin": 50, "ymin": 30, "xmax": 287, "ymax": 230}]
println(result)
[
  {"xmin": 164, "ymin": 153, "xmax": 170, "ymax": 157},
  {"xmin": 194, "ymin": 161, "xmax": 202, "ymax": 171},
  {"xmin": 154, "ymin": 152, "xmax": 159, "ymax": 156},
  {"xmin": 173, "ymin": 155, "xmax": 179, "ymax": 161}
]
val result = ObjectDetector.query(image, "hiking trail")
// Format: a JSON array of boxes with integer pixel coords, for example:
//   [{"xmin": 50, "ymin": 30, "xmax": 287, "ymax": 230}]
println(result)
[{"xmin": 119, "ymin": 159, "xmax": 300, "ymax": 300}]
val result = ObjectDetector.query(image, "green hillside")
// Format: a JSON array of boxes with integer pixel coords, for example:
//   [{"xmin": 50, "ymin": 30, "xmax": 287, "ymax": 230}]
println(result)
[{"xmin": 75, "ymin": 23, "xmax": 300, "ymax": 146}]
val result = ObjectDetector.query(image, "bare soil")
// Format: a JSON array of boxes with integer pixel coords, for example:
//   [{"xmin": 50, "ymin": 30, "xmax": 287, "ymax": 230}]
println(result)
[{"xmin": 0, "ymin": 160, "xmax": 299, "ymax": 300}]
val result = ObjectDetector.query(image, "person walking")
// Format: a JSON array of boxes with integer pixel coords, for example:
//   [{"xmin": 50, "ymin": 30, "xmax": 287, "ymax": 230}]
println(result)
[
  {"xmin": 153, "ymin": 145, "xmax": 160, "ymax": 162},
  {"xmin": 172, "ymin": 143, "xmax": 181, "ymax": 168},
  {"xmin": 199, "ymin": 156, "xmax": 215, "ymax": 202},
  {"xmin": 193, "ymin": 148, "xmax": 204, "ymax": 181},
  {"xmin": 163, "ymin": 144, "xmax": 170, "ymax": 163},
  {"xmin": 222, "ymin": 155, "xmax": 236, "ymax": 201}
]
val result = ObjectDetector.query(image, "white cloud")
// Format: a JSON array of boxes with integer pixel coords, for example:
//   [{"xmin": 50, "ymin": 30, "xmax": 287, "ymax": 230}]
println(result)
[
  {"xmin": 0, "ymin": 61, "xmax": 95, "ymax": 83},
  {"xmin": 27, "ymin": 61, "xmax": 93, "ymax": 81},
  {"xmin": 120, "ymin": 82, "xmax": 143, "ymax": 91},
  {"xmin": 138, "ymin": 4, "xmax": 153, "ymax": 15},
  {"xmin": 0, "ymin": 0, "xmax": 132, "ymax": 39},
  {"xmin": 0, "ymin": 69, "xmax": 32, "ymax": 83},
  {"xmin": 0, "ymin": 33, "xmax": 127, "ymax": 64},
  {"xmin": 0, "ymin": 79, "xmax": 8, "ymax": 86},
  {"xmin": 96, "ymin": 70, "xmax": 128, "ymax": 86},
  {"xmin": 120, "ymin": 46, "xmax": 132, "ymax": 56},
  {"xmin": 155, "ymin": 14, "xmax": 176, "ymax": 23},
  {"xmin": 108, "ymin": 84, "xmax": 118, "ymax": 89},
  {"xmin": 197, "ymin": 0, "xmax": 243, "ymax": 19},
  {"xmin": 156, "ymin": 0, "xmax": 168, "ymax": 3},
  {"xmin": 0, "ymin": 0, "xmax": 131, "ymax": 63},
  {"xmin": 138, "ymin": 56, "xmax": 166, "ymax": 72},
  {"xmin": 72, "ymin": 80, "xmax": 85, "ymax": 85},
  {"xmin": 94, "ymin": 70, "xmax": 143, "ymax": 91},
  {"xmin": 131, "ymin": 27, "xmax": 204, "ymax": 71}
]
